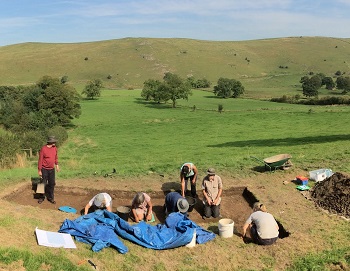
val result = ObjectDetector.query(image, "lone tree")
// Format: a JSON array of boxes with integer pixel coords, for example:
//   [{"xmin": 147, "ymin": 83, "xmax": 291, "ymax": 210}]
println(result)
[
  {"xmin": 213, "ymin": 77, "xmax": 245, "ymax": 98},
  {"xmin": 82, "ymin": 79, "xmax": 103, "ymax": 100},
  {"xmin": 162, "ymin": 72, "xmax": 192, "ymax": 108}
]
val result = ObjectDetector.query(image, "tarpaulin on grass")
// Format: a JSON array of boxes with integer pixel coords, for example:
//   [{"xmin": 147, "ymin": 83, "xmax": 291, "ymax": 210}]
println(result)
[{"xmin": 59, "ymin": 210, "xmax": 215, "ymax": 253}]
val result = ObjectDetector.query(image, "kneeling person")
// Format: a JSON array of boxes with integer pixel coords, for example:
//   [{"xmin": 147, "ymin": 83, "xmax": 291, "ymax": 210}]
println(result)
[
  {"xmin": 131, "ymin": 192, "xmax": 153, "ymax": 222},
  {"xmin": 202, "ymin": 168, "xmax": 223, "ymax": 218}
]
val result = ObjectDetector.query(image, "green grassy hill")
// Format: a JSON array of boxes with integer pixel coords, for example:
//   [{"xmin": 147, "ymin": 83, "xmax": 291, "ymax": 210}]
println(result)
[{"xmin": 1, "ymin": 36, "xmax": 350, "ymax": 97}]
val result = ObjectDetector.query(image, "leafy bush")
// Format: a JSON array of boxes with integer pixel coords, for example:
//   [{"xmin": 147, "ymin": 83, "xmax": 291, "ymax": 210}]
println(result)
[
  {"xmin": 21, "ymin": 130, "xmax": 46, "ymax": 155},
  {"xmin": 0, "ymin": 134, "xmax": 21, "ymax": 168},
  {"xmin": 218, "ymin": 104, "xmax": 223, "ymax": 113},
  {"xmin": 271, "ymin": 95, "xmax": 299, "ymax": 104},
  {"xmin": 60, "ymin": 75, "xmax": 68, "ymax": 84},
  {"xmin": 271, "ymin": 95, "xmax": 350, "ymax": 105}
]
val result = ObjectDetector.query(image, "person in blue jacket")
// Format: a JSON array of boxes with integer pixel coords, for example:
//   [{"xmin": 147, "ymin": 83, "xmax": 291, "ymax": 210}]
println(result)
[{"xmin": 164, "ymin": 191, "xmax": 189, "ymax": 216}]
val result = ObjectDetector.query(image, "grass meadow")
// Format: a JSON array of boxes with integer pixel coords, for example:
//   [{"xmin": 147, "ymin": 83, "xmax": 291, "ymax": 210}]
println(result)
[
  {"xmin": 63, "ymin": 89, "xmax": 350, "ymax": 178},
  {"xmin": 0, "ymin": 88, "xmax": 350, "ymax": 270},
  {"xmin": 2, "ymin": 88, "xmax": 350, "ymax": 183}
]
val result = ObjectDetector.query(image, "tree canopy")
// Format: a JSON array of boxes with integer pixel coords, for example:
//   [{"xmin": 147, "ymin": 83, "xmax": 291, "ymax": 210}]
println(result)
[
  {"xmin": 82, "ymin": 79, "xmax": 103, "ymax": 99},
  {"xmin": 301, "ymin": 75, "xmax": 322, "ymax": 97},
  {"xmin": 0, "ymin": 76, "xmax": 81, "ymax": 130},
  {"xmin": 0, "ymin": 76, "xmax": 80, "ymax": 159},
  {"xmin": 213, "ymin": 77, "xmax": 245, "ymax": 98},
  {"xmin": 141, "ymin": 73, "xmax": 192, "ymax": 108},
  {"xmin": 336, "ymin": 76, "xmax": 350, "ymax": 93}
]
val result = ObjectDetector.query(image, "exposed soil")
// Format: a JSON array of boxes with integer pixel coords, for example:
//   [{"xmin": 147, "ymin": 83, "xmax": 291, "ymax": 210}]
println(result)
[
  {"xmin": 4, "ymin": 182, "xmax": 251, "ymax": 230},
  {"xmin": 310, "ymin": 172, "xmax": 350, "ymax": 219},
  {"xmin": 4, "ymin": 180, "xmax": 290, "ymax": 239}
]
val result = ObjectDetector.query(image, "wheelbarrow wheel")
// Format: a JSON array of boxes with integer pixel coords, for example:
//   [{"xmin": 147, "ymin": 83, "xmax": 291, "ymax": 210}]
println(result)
[{"xmin": 282, "ymin": 160, "xmax": 293, "ymax": 170}]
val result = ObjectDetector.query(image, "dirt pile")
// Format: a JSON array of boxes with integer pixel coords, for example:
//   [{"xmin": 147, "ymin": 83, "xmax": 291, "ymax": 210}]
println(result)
[{"xmin": 310, "ymin": 172, "xmax": 350, "ymax": 218}]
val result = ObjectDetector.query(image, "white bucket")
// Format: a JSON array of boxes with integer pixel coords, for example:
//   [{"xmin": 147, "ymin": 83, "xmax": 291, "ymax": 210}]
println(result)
[
  {"xmin": 185, "ymin": 229, "xmax": 196, "ymax": 248},
  {"xmin": 218, "ymin": 218, "xmax": 234, "ymax": 238}
]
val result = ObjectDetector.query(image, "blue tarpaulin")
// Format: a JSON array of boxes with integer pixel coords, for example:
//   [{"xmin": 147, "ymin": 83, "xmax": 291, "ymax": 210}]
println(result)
[{"xmin": 59, "ymin": 210, "xmax": 215, "ymax": 253}]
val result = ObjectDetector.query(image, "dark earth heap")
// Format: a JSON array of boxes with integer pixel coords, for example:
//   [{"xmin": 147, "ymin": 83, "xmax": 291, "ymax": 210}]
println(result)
[{"xmin": 310, "ymin": 172, "xmax": 350, "ymax": 218}]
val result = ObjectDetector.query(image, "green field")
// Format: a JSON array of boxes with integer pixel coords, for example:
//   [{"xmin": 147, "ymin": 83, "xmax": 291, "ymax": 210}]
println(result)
[
  {"xmin": 3, "ymin": 88, "xmax": 350, "ymax": 183},
  {"xmin": 51, "ymin": 89, "xmax": 350, "ymax": 178}
]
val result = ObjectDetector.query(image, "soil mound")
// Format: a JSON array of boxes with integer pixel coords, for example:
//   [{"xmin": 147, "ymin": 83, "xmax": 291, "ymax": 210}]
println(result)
[{"xmin": 310, "ymin": 172, "xmax": 350, "ymax": 218}]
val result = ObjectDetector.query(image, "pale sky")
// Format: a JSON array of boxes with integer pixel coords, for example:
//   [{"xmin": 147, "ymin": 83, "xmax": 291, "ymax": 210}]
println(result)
[{"xmin": 1, "ymin": 0, "xmax": 350, "ymax": 46}]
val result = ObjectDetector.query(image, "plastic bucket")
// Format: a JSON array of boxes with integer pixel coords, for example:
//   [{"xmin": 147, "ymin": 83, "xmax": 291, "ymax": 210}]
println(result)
[
  {"xmin": 185, "ymin": 196, "xmax": 197, "ymax": 212},
  {"xmin": 116, "ymin": 206, "xmax": 131, "ymax": 221},
  {"xmin": 218, "ymin": 218, "xmax": 234, "ymax": 238}
]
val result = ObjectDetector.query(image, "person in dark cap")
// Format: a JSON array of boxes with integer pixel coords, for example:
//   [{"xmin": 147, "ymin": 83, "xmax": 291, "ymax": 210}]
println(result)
[
  {"xmin": 37, "ymin": 136, "xmax": 60, "ymax": 204},
  {"xmin": 202, "ymin": 168, "xmax": 223, "ymax": 218},
  {"xmin": 180, "ymin": 162, "xmax": 198, "ymax": 198},
  {"xmin": 164, "ymin": 191, "xmax": 189, "ymax": 216}
]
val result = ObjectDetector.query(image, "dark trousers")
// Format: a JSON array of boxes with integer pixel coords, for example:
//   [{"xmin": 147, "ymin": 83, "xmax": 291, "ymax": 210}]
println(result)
[
  {"xmin": 41, "ymin": 168, "xmax": 56, "ymax": 200},
  {"xmin": 185, "ymin": 176, "xmax": 197, "ymax": 197},
  {"xmin": 204, "ymin": 203, "xmax": 220, "ymax": 218},
  {"xmin": 250, "ymin": 224, "xmax": 278, "ymax": 245}
]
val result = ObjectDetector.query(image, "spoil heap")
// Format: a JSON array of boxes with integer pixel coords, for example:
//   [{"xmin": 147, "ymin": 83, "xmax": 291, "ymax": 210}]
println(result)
[{"xmin": 310, "ymin": 172, "xmax": 350, "ymax": 218}]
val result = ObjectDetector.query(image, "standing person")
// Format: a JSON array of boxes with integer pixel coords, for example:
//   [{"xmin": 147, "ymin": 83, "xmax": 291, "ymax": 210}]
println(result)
[
  {"xmin": 84, "ymin": 193, "xmax": 112, "ymax": 215},
  {"xmin": 131, "ymin": 192, "xmax": 153, "ymax": 222},
  {"xmin": 202, "ymin": 168, "xmax": 223, "ymax": 218},
  {"xmin": 37, "ymin": 136, "xmax": 60, "ymax": 204},
  {"xmin": 164, "ymin": 191, "xmax": 189, "ymax": 215},
  {"xmin": 242, "ymin": 202, "xmax": 279, "ymax": 245},
  {"xmin": 180, "ymin": 162, "xmax": 198, "ymax": 198}
]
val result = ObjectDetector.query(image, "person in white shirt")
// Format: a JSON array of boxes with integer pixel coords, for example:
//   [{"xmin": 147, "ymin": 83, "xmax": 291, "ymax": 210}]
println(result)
[{"xmin": 84, "ymin": 192, "xmax": 112, "ymax": 215}]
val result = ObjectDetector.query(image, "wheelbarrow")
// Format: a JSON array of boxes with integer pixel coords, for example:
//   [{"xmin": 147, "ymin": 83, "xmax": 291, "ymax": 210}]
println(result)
[{"xmin": 251, "ymin": 154, "xmax": 292, "ymax": 172}]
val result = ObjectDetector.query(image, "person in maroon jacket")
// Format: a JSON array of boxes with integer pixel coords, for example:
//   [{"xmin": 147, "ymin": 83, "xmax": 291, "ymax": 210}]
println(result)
[{"xmin": 37, "ymin": 136, "xmax": 60, "ymax": 204}]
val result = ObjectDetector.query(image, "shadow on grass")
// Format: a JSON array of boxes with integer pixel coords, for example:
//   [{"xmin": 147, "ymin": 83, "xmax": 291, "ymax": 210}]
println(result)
[
  {"xmin": 203, "ymin": 95, "xmax": 222, "ymax": 99},
  {"xmin": 133, "ymin": 98, "xmax": 173, "ymax": 109},
  {"xmin": 208, "ymin": 134, "xmax": 350, "ymax": 148}
]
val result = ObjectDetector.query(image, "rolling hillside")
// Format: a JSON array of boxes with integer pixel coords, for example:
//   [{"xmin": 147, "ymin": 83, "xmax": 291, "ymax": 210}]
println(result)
[{"xmin": 1, "ymin": 36, "xmax": 350, "ymax": 97}]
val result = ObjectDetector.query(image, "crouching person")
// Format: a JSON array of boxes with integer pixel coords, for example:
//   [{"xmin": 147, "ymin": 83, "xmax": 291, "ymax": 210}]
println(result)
[
  {"xmin": 242, "ymin": 202, "xmax": 279, "ymax": 245},
  {"xmin": 131, "ymin": 192, "xmax": 153, "ymax": 222},
  {"xmin": 83, "ymin": 192, "xmax": 112, "ymax": 215},
  {"xmin": 164, "ymin": 191, "xmax": 189, "ymax": 216}
]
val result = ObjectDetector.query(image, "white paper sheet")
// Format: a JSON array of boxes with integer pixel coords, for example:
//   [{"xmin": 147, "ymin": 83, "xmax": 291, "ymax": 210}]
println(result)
[{"xmin": 35, "ymin": 227, "xmax": 76, "ymax": 248}]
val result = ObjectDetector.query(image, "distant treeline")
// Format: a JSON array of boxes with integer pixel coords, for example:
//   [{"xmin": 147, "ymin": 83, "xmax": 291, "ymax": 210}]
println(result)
[{"xmin": 271, "ymin": 95, "xmax": 350, "ymax": 105}]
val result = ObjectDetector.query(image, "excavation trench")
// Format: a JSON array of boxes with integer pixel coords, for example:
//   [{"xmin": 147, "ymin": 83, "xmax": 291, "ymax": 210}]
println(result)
[{"xmin": 4, "ymin": 182, "xmax": 290, "ymax": 239}]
